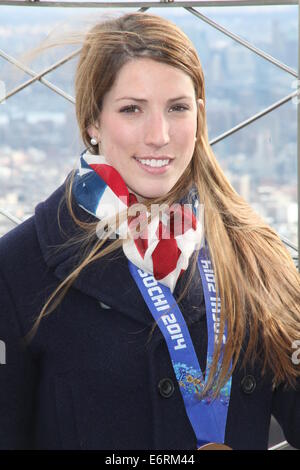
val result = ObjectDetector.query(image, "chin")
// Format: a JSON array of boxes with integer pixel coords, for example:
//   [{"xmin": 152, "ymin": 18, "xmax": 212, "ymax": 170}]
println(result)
[{"xmin": 138, "ymin": 189, "xmax": 168, "ymax": 200}]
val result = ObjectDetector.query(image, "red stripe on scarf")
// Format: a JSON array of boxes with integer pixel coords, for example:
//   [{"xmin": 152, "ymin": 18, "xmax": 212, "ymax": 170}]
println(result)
[{"xmin": 90, "ymin": 163, "xmax": 129, "ymax": 203}]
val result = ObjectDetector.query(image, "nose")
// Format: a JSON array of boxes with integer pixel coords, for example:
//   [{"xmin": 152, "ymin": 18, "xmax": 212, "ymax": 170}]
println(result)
[{"xmin": 144, "ymin": 111, "xmax": 170, "ymax": 147}]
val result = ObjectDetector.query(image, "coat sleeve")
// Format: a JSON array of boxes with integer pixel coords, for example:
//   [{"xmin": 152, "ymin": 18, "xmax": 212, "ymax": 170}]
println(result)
[
  {"xmin": 271, "ymin": 377, "xmax": 300, "ymax": 449},
  {"xmin": 0, "ymin": 267, "xmax": 38, "ymax": 449}
]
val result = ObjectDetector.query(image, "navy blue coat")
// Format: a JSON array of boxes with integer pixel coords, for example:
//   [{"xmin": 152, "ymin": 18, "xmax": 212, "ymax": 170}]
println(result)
[{"xmin": 0, "ymin": 178, "xmax": 299, "ymax": 450}]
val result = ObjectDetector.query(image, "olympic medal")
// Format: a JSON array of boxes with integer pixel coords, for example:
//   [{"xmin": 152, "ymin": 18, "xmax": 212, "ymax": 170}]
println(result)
[{"xmin": 197, "ymin": 442, "xmax": 232, "ymax": 450}]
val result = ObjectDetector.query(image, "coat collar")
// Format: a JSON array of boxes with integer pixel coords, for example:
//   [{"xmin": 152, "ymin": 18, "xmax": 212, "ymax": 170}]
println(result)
[
  {"xmin": 34, "ymin": 174, "xmax": 204, "ymax": 327},
  {"xmin": 34, "ymin": 174, "xmax": 153, "ymax": 326}
]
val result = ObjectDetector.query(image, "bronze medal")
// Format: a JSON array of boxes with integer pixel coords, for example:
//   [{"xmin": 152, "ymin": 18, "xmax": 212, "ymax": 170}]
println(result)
[{"xmin": 197, "ymin": 442, "xmax": 232, "ymax": 450}]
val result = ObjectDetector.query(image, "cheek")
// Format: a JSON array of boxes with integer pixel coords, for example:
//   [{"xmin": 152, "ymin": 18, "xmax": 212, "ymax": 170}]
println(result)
[
  {"xmin": 110, "ymin": 116, "xmax": 136, "ymax": 142},
  {"xmin": 176, "ymin": 117, "xmax": 196, "ymax": 141},
  {"xmin": 177, "ymin": 130, "xmax": 196, "ymax": 171},
  {"xmin": 109, "ymin": 130, "xmax": 136, "ymax": 160},
  {"xmin": 103, "ymin": 114, "xmax": 132, "ymax": 145},
  {"xmin": 177, "ymin": 127, "xmax": 196, "ymax": 159},
  {"xmin": 102, "ymin": 127, "xmax": 131, "ymax": 164}
]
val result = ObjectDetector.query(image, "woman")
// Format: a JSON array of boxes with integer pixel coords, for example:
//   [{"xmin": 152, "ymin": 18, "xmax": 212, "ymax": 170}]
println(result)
[{"xmin": 0, "ymin": 11, "xmax": 299, "ymax": 450}]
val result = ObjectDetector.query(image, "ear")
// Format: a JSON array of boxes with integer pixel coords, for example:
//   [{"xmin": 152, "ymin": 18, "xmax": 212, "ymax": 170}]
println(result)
[{"xmin": 87, "ymin": 123, "xmax": 100, "ymax": 140}]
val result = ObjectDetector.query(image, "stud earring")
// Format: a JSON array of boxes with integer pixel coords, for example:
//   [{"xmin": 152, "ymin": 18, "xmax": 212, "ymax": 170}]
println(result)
[{"xmin": 90, "ymin": 137, "xmax": 98, "ymax": 146}]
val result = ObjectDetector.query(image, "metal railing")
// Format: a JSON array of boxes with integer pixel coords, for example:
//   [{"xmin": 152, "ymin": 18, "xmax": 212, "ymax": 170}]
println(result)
[
  {"xmin": 1, "ymin": 1, "xmax": 298, "ymax": 260},
  {"xmin": 0, "ymin": 1, "xmax": 299, "ymax": 450}
]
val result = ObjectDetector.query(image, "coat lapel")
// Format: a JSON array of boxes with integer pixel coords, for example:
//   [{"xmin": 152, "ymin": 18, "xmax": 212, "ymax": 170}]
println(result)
[
  {"xmin": 34, "ymin": 175, "xmax": 153, "ymax": 326},
  {"xmin": 34, "ymin": 174, "xmax": 205, "ymax": 328}
]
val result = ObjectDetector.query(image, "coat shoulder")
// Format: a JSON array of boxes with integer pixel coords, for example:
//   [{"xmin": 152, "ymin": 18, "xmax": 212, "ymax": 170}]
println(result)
[
  {"xmin": 0, "ymin": 214, "xmax": 47, "ymax": 292},
  {"xmin": 0, "ymin": 218, "xmax": 40, "ymax": 449},
  {"xmin": 0, "ymin": 215, "xmax": 39, "ymax": 264},
  {"xmin": 0, "ymin": 215, "xmax": 53, "ymax": 338}
]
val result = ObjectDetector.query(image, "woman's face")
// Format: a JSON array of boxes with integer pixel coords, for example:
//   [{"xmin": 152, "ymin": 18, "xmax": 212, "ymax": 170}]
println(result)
[{"xmin": 88, "ymin": 58, "xmax": 199, "ymax": 201}]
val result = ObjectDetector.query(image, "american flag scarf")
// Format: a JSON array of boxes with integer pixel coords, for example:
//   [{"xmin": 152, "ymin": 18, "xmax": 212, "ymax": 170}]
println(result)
[{"xmin": 73, "ymin": 148, "xmax": 204, "ymax": 293}]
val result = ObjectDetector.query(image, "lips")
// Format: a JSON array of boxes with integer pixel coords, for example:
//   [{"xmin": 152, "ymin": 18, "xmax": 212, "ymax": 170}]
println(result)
[
  {"xmin": 133, "ymin": 156, "xmax": 172, "ymax": 174},
  {"xmin": 134, "ymin": 155, "xmax": 173, "ymax": 160}
]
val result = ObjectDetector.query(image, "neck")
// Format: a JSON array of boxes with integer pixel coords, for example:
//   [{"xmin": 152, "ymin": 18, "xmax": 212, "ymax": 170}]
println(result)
[{"xmin": 128, "ymin": 188, "xmax": 149, "ymax": 204}]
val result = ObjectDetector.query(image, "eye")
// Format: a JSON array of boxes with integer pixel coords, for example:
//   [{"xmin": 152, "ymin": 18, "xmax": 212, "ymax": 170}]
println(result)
[
  {"xmin": 170, "ymin": 104, "xmax": 190, "ymax": 112},
  {"xmin": 119, "ymin": 104, "xmax": 190, "ymax": 113},
  {"xmin": 120, "ymin": 105, "xmax": 139, "ymax": 113}
]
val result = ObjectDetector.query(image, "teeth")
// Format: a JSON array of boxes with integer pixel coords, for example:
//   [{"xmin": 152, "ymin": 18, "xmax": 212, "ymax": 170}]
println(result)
[{"xmin": 136, "ymin": 158, "xmax": 170, "ymax": 167}]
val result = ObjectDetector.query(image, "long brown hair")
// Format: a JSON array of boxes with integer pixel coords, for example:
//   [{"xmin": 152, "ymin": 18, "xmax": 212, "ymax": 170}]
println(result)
[{"xmin": 23, "ymin": 11, "xmax": 300, "ymax": 398}]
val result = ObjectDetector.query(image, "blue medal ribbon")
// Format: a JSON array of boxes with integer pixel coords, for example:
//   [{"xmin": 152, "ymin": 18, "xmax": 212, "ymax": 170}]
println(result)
[
  {"xmin": 128, "ymin": 244, "xmax": 232, "ymax": 448},
  {"xmin": 73, "ymin": 151, "xmax": 232, "ymax": 446}
]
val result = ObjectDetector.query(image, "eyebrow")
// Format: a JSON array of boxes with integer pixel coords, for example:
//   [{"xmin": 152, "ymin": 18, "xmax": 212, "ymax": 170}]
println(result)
[{"xmin": 115, "ymin": 95, "xmax": 193, "ymax": 103}]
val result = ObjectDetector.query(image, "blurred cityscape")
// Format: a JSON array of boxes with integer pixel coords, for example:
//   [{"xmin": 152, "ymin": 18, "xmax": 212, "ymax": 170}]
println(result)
[{"xmin": 0, "ymin": 4, "xmax": 298, "ymax": 251}]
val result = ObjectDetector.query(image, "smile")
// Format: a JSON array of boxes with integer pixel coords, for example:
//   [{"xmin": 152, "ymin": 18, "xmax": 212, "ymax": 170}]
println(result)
[
  {"xmin": 133, "ymin": 157, "xmax": 172, "ymax": 174},
  {"xmin": 134, "ymin": 157, "xmax": 170, "ymax": 167}
]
